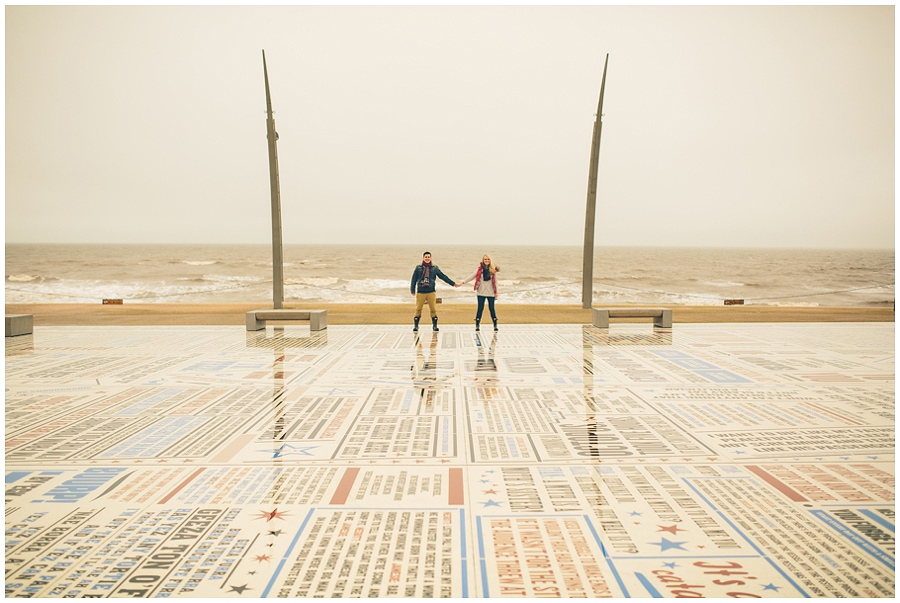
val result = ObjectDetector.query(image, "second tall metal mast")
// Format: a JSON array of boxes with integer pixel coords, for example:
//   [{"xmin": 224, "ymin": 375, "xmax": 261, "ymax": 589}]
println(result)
[{"xmin": 582, "ymin": 54, "xmax": 609, "ymax": 310}]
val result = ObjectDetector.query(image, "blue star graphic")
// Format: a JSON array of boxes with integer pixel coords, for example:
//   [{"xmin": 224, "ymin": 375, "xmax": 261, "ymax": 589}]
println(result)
[
  {"xmin": 650, "ymin": 537, "xmax": 687, "ymax": 552},
  {"xmin": 481, "ymin": 499, "xmax": 502, "ymax": 507},
  {"xmin": 268, "ymin": 444, "xmax": 317, "ymax": 458},
  {"xmin": 762, "ymin": 583, "xmax": 781, "ymax": 592},
  {"xmin": 662, "ymin": 562, "xmax": 678, "ymax": 569},
  {"xmin": 630, "ymin": 511, "xmax": 642, "ymax": 517}
]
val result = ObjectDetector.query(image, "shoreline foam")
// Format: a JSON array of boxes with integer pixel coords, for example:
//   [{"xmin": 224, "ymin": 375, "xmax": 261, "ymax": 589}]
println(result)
[{"xmin": 5, "ymin": 303, "xmax": 894, "ymax": 326}]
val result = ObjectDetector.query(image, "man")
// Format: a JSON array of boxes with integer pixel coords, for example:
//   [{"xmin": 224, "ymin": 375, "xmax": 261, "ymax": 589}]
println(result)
[{"xmin": 410, "ymin": 251, "xmax": 459, "ymax": 332}]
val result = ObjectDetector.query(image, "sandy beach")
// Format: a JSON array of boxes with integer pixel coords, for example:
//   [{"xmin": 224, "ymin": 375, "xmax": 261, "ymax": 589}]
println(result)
[{"xmin": 5, "ymin": 302, "xmax": 894, "ymax": 326}]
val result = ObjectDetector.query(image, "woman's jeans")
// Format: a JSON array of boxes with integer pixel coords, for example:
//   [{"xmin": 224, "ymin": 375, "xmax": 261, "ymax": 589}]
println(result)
[{"xmin": 475, "ymin": 295, "xmax": 496, "ymax": 321}]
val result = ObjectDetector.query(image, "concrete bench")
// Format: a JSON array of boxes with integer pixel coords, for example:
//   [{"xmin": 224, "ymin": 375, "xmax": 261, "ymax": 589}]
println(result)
[
  {"xmin": 6, "ymin": 314, "xmax": 33, "ymax": 337},
  {"xmin": 246, "ymin": 309, "xmax": 327, "ymax": 331},
  {"xmin": 592, "ymin": 307, "xmax": 672, "ymax": 328}
]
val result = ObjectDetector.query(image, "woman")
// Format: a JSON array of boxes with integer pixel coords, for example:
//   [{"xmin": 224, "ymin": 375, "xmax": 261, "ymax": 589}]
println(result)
[{"xmin": 459, "ymin": 254, "xmax": 500, "ymax": 331}]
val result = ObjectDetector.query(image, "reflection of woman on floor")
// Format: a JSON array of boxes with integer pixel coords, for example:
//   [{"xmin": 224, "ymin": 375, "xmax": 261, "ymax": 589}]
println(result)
[
  {"xmin": 473, "ymin": 333, "xmax": 500, "ymax": 401},
  {"xmin": 459, "ymin": 254, "xmax": 500, "ymax": 332},
  {"xmin": 475, "ymin": 333, "xmax": 498, "ymax": 372}
]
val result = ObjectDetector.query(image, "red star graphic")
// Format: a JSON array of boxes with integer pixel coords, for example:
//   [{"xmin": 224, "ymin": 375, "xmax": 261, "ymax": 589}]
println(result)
[
  {"xmin": 255, "ymin": 508, "xmax": 289, "ymax": 521},
  {"xmin": 658, "ymin": 525, "xmax": 683, "ymax": 535},
  {"xmin": 254, "ymin": 554, "xmax": 271, "ymax": 562},
  {"xmin": 483, "ymin": 489, "xmax": 497, "ymax": 495}
]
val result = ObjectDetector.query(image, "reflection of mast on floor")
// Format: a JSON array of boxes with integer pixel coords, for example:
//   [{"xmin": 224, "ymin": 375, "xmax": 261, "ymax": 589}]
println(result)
[
  {"xmin": 581, "ymin": 325, "xmax": 596, "ymax": 414},
  {"xmin": 243, "ymin": 327, "xmax": 329, "ymax": 457}
]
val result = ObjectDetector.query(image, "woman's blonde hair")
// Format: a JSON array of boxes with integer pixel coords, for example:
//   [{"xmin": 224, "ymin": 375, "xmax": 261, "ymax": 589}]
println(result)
[{"xmin": 482, "ymin": 254, "xmax": 498, "ymax": 275}]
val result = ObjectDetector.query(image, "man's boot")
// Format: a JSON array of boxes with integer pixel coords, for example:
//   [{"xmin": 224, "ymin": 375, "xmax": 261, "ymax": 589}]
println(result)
[
  {"xmin": 475, "ymin": 319, "xmax": 480, "ymax": 332},
  {"xmin": 432, "ymin": 317, "xmax": 439, "ymax": 332},
  {"xmin": 413, "ymin": 317, "xmax": 420, "ymax": 332},
  {"xmin": 493, "ymin": 318, "xmax": 498, "ymax": 332}
]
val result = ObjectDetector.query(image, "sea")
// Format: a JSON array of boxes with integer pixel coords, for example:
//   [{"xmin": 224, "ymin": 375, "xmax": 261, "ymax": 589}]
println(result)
[{"xmin": 4, "ymin": 244, "xmax": 895, "ymax": 307}]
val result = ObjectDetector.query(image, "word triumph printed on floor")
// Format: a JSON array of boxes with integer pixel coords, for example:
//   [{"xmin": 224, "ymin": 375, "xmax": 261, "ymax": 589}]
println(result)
[{"xmin": 5, "ymin": 323, "xmax": 894, "ymax": 598}]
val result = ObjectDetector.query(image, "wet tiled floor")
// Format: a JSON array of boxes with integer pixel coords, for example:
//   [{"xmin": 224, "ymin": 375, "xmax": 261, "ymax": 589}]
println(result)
[{"xmin": 5, "ymin": 323, "xmax": 894, "ymax": 597}]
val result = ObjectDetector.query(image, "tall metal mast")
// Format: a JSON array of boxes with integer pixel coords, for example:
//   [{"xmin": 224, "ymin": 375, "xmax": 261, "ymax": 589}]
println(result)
[
  {"xmin": 263, "ymin": 50, "xmax": 284, "ymax": 309},
  {"xmin": 581, "ymin": 54, "xmax": 609, "ymax": 310}
]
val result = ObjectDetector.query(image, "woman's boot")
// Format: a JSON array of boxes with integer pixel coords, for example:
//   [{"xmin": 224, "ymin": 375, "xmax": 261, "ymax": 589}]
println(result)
[
  {"xmin": 413, "ymin": 317, "xmax": 420, "ymax": 332},
  {"xmin": 475, "ymin": 319, "xmax": 480, "ymax": 331},
  {"xmin": 493, "ymin": 318, "xmax": 498, "ymax": 332},
  {"xmin": 432, "ymin": 317, "xmax": 440, "ymax": 332}
]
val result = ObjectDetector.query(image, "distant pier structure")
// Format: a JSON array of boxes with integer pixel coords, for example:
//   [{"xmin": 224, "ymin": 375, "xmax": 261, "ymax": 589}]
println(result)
[
  {"xmin": 582, "ymin": 54, "xmax": 609, "ymax": 310},
  {"xmin": 262, "ymin": 49, "xmax": 284, "ymax": 309}
]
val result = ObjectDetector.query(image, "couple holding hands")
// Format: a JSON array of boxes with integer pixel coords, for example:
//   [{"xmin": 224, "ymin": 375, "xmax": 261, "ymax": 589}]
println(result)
[{"xmin": 410, "ymin": 251, "xmax": 499, "ymax": 333}]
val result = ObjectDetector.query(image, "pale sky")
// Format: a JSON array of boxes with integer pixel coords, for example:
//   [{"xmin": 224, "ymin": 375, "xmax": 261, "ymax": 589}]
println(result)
[{"xmin": 5, "ymin": 4, "xmax": 895, "ymax": 248}]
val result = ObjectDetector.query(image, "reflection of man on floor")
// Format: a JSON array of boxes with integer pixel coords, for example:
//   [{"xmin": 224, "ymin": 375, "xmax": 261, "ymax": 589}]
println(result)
[{"xmin": 411, "ymin": 334, "xmax": 447, "ymax": 406}]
